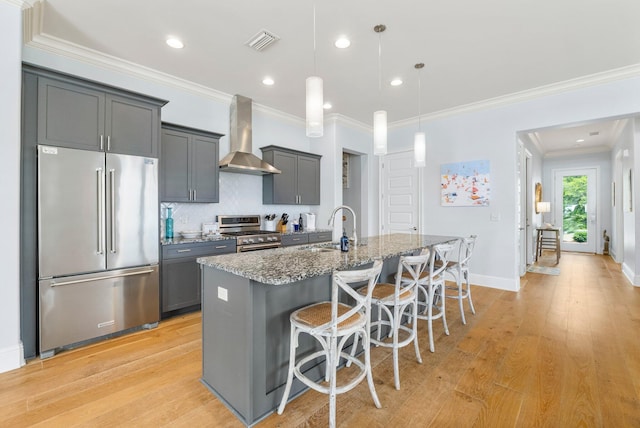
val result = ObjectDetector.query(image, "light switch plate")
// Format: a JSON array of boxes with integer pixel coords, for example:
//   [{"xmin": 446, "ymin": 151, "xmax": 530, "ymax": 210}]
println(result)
[{"xmin": 490, "ymin": 212, "xmax": 501, "ymax": 221}]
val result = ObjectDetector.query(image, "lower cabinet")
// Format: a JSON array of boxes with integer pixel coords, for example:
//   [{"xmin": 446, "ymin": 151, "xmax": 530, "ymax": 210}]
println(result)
[
  {"xmin": 161, "ymin": 240, "xmax": 236, "ymax": 316},
  {"xmin": 281, "ymin": 231, "xmax": 332, "ymax": 247}
]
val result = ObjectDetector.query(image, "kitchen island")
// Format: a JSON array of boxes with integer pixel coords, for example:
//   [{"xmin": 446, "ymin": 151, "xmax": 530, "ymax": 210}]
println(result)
[{"xmin": 197, "ymin": 233, "xmax": 458, "ymax": 426}]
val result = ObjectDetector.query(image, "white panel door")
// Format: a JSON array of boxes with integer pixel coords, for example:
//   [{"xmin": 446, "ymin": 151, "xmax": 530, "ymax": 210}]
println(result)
[{"xmin": 381, "ymin": 151, "xmax": 420, "ymax": 234}]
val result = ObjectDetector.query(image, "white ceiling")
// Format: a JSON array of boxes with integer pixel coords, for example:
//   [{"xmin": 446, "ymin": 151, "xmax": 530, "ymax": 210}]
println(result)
[{"xmin": 24, "ymin": 0, "xmax": 640, "ymax": 150}]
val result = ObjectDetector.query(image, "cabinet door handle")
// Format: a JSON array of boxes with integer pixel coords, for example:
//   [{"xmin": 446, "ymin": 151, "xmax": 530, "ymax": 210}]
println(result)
[
  {"xmin": 193, "ymin": 189, "xmax": 197, "ymax": 201},
  {"xmin": 107, "ymin": 135, "xmax": 111, "ymax": 151},
  {"xmin": 100, "ymin": 135, "xmax": 104, "ymax": 151},
  {"xmin": 177, "ymin": 249, "xmax": 192, "ymax": 253},
  {"xmin": 215, "ymin": 245, "xmax": 228, "ymax": 249}
]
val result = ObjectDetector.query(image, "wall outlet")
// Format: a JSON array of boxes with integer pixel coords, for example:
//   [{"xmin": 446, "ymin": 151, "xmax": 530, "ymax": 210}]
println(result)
[
  {"xmin": 217, "ymin": 286, "xmax": 228, "ymax": 302},
  {"xmin": 490, "ymin": 212, "xmax": 501, "ymax": 221}
]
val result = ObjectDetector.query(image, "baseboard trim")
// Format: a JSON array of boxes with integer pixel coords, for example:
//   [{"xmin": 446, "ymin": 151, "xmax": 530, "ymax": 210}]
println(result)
[
  {"xmin": 0, "ymin": 341, "xmax": 25, "ymax": 374},
  {"xmin": 621, "ymin": 262, "xmax": 639, "ymax": 286},
  {"xmin": 470, "ymin": 273, "xmax": 519, "ymax": 292}
]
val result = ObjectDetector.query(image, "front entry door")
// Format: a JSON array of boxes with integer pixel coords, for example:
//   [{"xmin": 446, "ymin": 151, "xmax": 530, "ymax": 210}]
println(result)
[
  {"xmin": 381, "ymin": 150, "xmax": 420, "ymax": 234},
  {"xmin": 554, "ymin": 168, "xmax": 597, "ymax": 253}
]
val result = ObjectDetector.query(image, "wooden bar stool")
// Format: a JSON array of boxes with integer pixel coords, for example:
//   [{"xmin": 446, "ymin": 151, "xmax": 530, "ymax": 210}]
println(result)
[
  {"xmin": 535, "ymin": 227, "xmax": 560, "ymax": 264},
  {"xmin": 277, "ymin": 260, "xmax": 383, "ymax": 428}
]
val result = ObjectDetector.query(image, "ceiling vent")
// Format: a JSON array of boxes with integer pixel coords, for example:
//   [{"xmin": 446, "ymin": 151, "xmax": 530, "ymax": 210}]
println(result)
[
  {"xmin": 589, "ymin": 131, "xmax": 600, "ymax": 136},
  {"xmin": 245, "ymin": 30, "xmax": 280, "ymax": 51}
]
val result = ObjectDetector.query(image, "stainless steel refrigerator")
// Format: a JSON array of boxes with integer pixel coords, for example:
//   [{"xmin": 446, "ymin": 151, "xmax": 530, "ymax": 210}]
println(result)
[{"xmin": 37, "ymin": 145, "xmax": 159, "ymax": 358}]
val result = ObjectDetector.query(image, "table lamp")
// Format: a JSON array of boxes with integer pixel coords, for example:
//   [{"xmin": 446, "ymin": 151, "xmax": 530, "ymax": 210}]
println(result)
[{"xmin": 536, "ymin": 201, "xmax": 552, "ymax": 227}]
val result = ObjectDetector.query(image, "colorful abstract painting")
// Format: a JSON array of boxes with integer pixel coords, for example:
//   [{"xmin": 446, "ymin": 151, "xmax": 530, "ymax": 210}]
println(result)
[{"xmin": 441, "ymin": 160, "xmax": 490, "ymax": 206}]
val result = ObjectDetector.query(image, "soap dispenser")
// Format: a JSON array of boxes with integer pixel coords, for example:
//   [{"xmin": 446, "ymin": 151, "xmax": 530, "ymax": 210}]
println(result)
[
  {"xmin": 165, "ymin": 207, "xmax": 174, "ymax": 239},
  {"xmin": 340, "ymin": 229, "xmax": 349, "ymax": 252}
]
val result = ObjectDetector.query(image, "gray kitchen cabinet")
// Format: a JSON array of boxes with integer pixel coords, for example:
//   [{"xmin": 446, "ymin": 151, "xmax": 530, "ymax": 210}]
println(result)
[
  {"xmin": 35, "ymin": 71, "xmax": 164, "ymax": 157},
  {"xmin": 161, "ymin": 123, "xmax": 223, "ymax": 203},
  {"xmin": 261, "ymin": 146, "xmax": 321, "ymax": 205},
  {"xmin": 161, "ymin": 240, "xmax": 236, "ymax": 316},
  {"xmin": 308, "ymin": 231, "xmax": 333, "ymax": 244},
  {"xmin": 281, "ymin": 233, "xmax": 309, "ymax": 247}
]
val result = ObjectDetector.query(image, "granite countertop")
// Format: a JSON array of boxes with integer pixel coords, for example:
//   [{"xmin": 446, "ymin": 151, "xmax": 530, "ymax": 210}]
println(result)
[
  {"xmin": 161, "ymin": 234, "xmax": 235, "ymax": 246},
  {"xmin": 197, "ymin": 233, "xmax": 459, "ymax": 285}
]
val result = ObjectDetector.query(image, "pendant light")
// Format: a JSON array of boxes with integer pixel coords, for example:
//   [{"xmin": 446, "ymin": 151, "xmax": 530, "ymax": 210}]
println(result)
[
  {"xmin": 373, "ymin": 24, "xmax": 387, "ymax": 156},
  {"xmin": 306, "ymin": 2, "xmax": 323, "ymax": 137},
  {"xmin": 414, "ymin": 63, "xmax": 426, "ymax": 168}
]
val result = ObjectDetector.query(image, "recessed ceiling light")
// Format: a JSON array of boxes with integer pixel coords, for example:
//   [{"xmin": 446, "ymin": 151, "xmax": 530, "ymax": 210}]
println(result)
[
  {"xmin": 576, "ymin": 138, "xmax": 585, "ymax": 143},
  {"xmin": 323, "ymin": 102, "xmax": 332, "ymax": 109},
  {"xmin": 390, "ymin": 78, "xmax": 403, "ymax": 86},
  {"xmin": 166, "ymin": 37, "xmax": 184, "ymax": 49},
  {"xmin": 335, "ymin": 37, "xmax": 351, "ymax": 49},
  {"xmin": 262, "ymin": 77, "xmax": 275, "ymax": 86}
]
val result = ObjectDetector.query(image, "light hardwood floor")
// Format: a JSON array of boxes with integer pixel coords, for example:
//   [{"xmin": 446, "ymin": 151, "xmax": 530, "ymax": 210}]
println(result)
[{"xmin": 2, "ymin": 252, "xmax": 639, "ymax": 427}]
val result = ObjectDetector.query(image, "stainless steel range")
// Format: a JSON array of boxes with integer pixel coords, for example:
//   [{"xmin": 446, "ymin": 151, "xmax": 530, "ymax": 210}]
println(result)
[{"xmin": 217, "ymin": 215, "xmax": 282, "ymax": 252}]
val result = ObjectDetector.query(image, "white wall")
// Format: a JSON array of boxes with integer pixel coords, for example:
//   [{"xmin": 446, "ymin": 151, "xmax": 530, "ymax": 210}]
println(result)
[
  {"xmin": 388, "ymin": 76, "xmax": 640, "ymax": 291},
  {"xmin": 0, "ymin": 0, "xmax": 25, "ymax": 373}
]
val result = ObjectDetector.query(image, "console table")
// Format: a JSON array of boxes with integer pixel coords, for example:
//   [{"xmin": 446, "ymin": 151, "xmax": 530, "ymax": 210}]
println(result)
[{"xmin": 535, "ymin": 227, "xmax": 561, "ymax": 264}]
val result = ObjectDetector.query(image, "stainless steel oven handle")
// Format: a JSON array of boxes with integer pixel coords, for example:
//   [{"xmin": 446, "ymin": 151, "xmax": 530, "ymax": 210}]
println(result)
[{"xmin": 237, "ymin": 243, "xmax": 281, "ymax": 252}]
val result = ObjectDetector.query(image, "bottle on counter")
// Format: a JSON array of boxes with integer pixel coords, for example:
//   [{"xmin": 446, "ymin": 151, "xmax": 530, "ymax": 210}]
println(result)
[
  {"xmin": 298, "ymin": 214, "xmax": 304, "ymax": 232},
  {"xmin": 340, "ymin": 228, "xmax": 349, "ymax": 252},
  {"xmin": 165, "ymin": 207, "xmax": 174, "ymax": 239}
]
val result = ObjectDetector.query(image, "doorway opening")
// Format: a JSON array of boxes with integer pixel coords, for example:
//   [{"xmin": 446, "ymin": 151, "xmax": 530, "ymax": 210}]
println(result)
[{"xmin": 553, "ymin": 168, "xmax": 598, "ymax": 253}]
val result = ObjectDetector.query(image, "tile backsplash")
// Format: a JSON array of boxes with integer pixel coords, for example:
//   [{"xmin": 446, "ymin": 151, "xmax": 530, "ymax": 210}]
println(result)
[{"xmin": 160, "ymin": 172, "xmax": 314, "ymax": 236}]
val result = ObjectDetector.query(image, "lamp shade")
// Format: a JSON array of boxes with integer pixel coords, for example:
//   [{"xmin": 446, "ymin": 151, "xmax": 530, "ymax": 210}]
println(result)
[
  {"xmin": 536, "ymin": 201, "xmax": 550, "ymax": 213},
  {"xmin": 414, "ymin": 132, "xmax": 426, "ymax": 167},
  {"xmin": 373, "ymin": 110, "xmax": 387, "ymax": 155},
  {"xmin": 306, "ymin": 76, "xmax": 323, "ymax": 137}
]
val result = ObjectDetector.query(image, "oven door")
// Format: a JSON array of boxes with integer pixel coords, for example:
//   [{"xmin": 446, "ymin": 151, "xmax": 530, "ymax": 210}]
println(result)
[{"xmin": 237, "ymin": 242, "xmax": 281, "ymax": 253}]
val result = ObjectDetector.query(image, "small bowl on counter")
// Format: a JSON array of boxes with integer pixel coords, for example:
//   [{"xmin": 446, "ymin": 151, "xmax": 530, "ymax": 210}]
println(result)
[{"xmin": 180, "ymin": 231, "xmax": 201, "ymax": 239}]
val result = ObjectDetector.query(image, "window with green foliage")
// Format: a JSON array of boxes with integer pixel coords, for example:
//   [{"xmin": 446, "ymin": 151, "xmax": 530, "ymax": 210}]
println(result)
[{"xmin": 562, "ymin": 175, "xmax": 587, "ymax": 242}]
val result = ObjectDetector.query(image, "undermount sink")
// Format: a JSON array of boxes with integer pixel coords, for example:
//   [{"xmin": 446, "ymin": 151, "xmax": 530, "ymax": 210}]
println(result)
[
  {"xmin": 308, "ymin": 247, "xmax": 338, "ymax": 253},
  {"xmin": 298, "ymin": 244, "xmax": 340, "ymax": 253}
]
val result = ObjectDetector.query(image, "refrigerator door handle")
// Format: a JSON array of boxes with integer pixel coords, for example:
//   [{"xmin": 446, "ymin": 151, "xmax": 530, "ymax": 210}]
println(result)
[
  {"xmin": 109, "ymin": 169, "xmax": 117, "ymax": 254},
  {"xmin": 50, "ymin": 269, "xmax": 155, "ymax": 287},
  {"xmin": 97, "ymin": 168, "xmax": 104, "ymax": 255}
]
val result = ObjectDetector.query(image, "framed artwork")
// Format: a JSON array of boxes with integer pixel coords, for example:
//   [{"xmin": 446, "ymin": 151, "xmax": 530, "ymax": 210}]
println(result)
[
  {"xmin": 441, "ymin": 160, "xmax": 490, "ymax": 206},
  {"xmin": 535, "ymin": 182, "xmax": 542, "ymax": 213}
]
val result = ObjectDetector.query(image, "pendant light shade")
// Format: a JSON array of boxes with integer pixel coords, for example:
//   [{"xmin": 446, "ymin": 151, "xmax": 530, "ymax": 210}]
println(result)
[
  {"xmin": 306, "ymin": 3, "xmax": 323, "ymax": 138},
  {"xmin": 373, "ymin": 24, "xmax": 387, "ymax": 156},
  {"xmin": 414, "ymin": 132, "xmax": 426, "ymax": 167},
  {"xmin": 413, "ymin": 62, "xmax": 426, "ymax": 167},
  {"xmin": 373, "ymin": 110, "xmax": 387, "ymax": 155},
  {"xmin": 306, "ymin": 76, "xmax": 323, "ymax": 137}
]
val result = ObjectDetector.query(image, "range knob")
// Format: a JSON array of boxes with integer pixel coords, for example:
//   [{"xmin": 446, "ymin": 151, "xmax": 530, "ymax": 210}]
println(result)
[
  {"xmin": 258, "ymin": 237, "xmax": 265, "ymax": 243},
  {"xmin": 246, "ymin": 238, "xmax": 255, "ymax": 244}
]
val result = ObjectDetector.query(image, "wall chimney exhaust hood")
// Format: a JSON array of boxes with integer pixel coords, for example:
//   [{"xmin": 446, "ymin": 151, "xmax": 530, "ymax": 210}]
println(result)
[{"xmin": 219, "ymin": 95, "xmax": 281, "ymax": 175}]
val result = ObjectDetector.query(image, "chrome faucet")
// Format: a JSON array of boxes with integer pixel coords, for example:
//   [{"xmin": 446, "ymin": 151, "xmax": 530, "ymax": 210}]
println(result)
[{"xmin": 328, "ymin": 205, "xmax": 357, "ymax": 246}]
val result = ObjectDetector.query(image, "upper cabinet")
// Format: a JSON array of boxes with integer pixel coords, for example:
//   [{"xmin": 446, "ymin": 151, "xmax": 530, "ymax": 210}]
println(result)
[
  {"xmin": 33, "ymin": 68, "xmax": 166, "ymax": 157},
  {"xmin": 161, "ymin": 123, "xmax": 224, "ymax": 203},
  {"xmin": 261, "ymin": 146, "xmax": 321, "ymax": 205}
]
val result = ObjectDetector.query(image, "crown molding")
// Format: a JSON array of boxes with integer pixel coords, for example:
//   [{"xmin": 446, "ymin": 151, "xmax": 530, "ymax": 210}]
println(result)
[
  {"xmin": 391, "ymin": 64, "xmax": 640, "ymax": 129},
  {"xmin": 21, "ymin": 2, "xmax": 640, "ymax": 132},
  {"xmin": 1, "ymin": 0, "xmax": 28, "ymax": 8},
  {"xmin": 326, "ymin": 113, "xmax": 371, "ymax": 134},
  {"xmin": 544, "ymin": 145, "xmax": 611, "ymax": 159}
]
